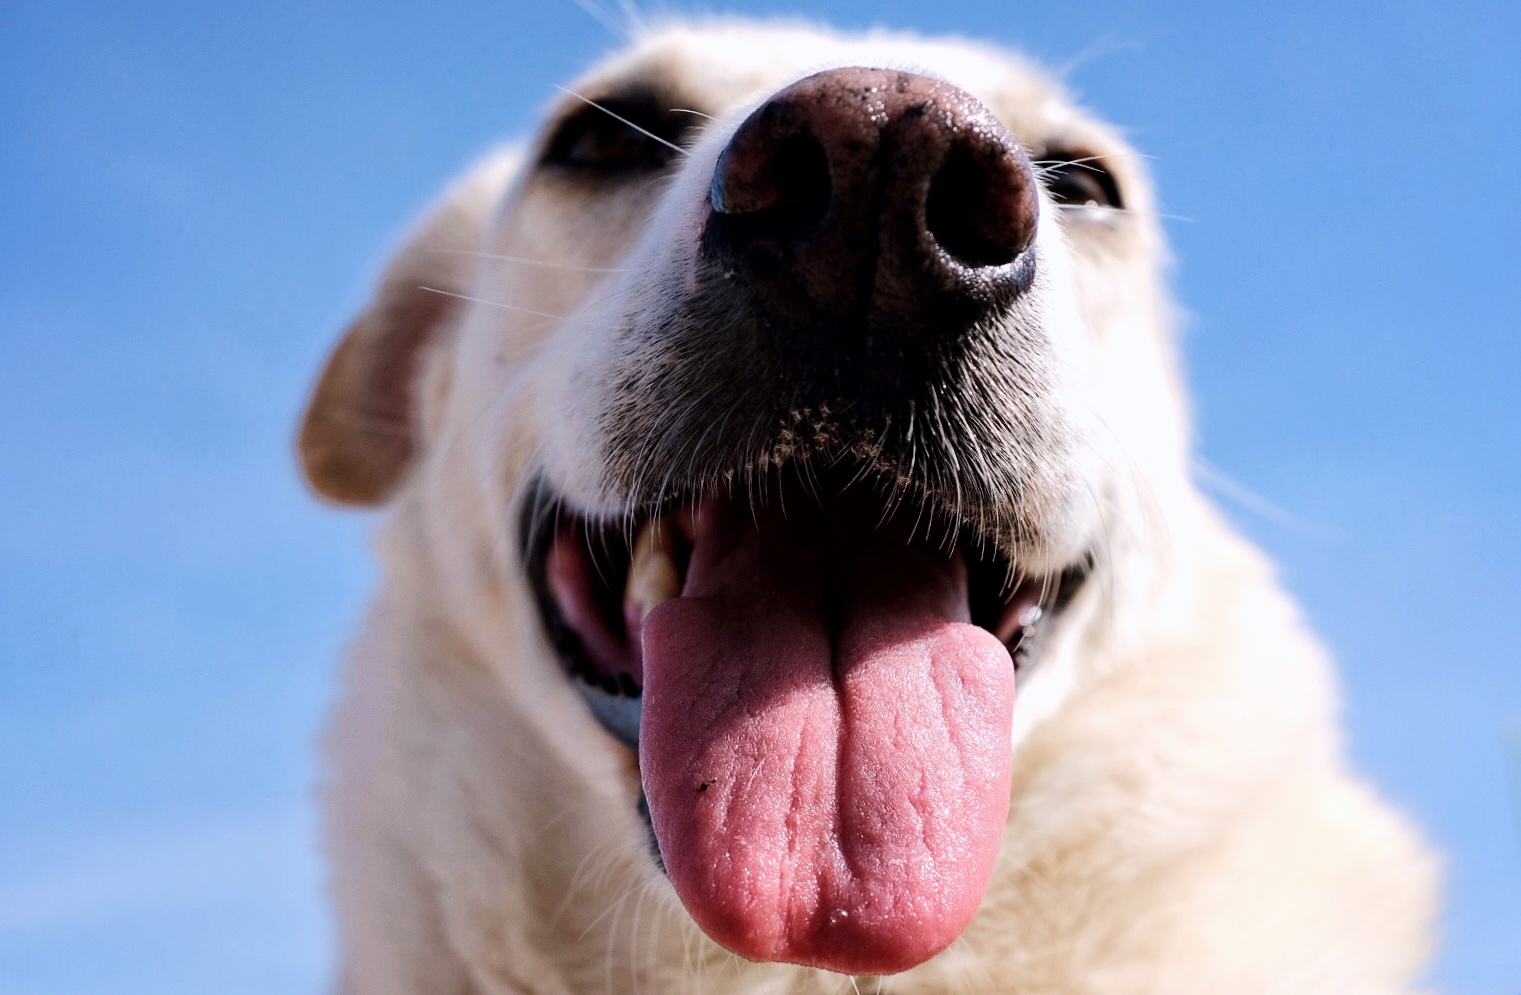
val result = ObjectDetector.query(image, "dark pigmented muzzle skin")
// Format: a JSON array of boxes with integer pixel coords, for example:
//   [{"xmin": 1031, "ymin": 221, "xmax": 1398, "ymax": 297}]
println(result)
[
  {"xmin": 702, "ymin": 67, "xmax": 1039, "ymax": 368},
  {"xmin": 597, "ymin": 67, "xmax": 1062, "ymax": 567}
]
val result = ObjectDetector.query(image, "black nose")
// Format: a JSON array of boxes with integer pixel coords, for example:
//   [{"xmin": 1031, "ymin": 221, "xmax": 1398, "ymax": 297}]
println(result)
[{"xmin": 702, "ymin": 67, "xmax": 1038, "ymax": 345}]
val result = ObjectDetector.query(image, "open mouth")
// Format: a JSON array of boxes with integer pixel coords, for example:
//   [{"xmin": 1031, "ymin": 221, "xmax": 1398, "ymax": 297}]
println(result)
[
  {"xmin": 525, "ymin": 465, "xmax": 1088, "ymax": 743},
  {"xmin": 522, "ymin": 461, "xmax": 1089, "ymax": 974}
]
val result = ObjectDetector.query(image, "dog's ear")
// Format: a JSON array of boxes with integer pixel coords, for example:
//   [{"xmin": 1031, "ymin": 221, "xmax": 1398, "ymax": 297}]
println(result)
[{"xmin": 298, "ymin": 149, "xmax": 521, "ymax": 506}]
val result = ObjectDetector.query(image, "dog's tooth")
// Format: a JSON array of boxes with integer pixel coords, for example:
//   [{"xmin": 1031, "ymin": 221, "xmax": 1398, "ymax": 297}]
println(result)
[{"xmin": 625, "ymin": 518, "xmax": 680, "ymax": 625}]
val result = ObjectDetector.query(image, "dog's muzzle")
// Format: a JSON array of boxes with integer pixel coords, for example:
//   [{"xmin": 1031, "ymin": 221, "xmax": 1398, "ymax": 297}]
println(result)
[
  {"xmin": 527, "ymin": 70, "xmax": 1085, "ymax": 978},
  {"xmin": 599, "ymin": 68, "xmax": 1064, "ymax": 540}
]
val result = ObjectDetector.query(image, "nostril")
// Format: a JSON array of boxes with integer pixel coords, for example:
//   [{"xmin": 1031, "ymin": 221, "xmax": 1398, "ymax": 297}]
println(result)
[
  {"xmin": 703, "ymin": 67, "xmax": 1042, "ymax": 335},
  {"xmin": 926, "ymin": 141, "xmax": 1037, "ymax": 269},
  {"xmin": 710, "ymin": 129, "xmax": 831, "ymax": 239}
]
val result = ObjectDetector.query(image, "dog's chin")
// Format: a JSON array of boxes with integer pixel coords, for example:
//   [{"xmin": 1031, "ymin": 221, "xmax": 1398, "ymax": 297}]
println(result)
[{"xmin": 521, "ymin": 459, "xmax": 1089, "ymax": 974}]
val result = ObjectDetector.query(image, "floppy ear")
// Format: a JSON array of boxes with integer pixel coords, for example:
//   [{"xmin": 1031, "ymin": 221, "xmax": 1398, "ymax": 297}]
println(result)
[{"xmin": 298, "ymin": 148, "xmax": 522, "ymax": 506}]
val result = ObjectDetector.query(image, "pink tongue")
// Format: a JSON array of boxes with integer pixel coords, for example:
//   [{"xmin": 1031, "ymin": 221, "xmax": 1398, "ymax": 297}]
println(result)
[{"xmin": 640, "ymin": 497, "xmax": 1014, "ymax": 975}]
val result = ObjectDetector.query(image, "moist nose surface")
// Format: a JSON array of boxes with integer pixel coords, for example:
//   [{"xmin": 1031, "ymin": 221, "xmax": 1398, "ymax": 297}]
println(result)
[{"xmin": 703, "ymin": 67, "xmax": 1039, "ymax": 352}]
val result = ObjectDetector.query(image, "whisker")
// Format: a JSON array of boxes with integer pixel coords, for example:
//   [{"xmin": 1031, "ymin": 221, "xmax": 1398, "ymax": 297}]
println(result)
[
  {"xmin": 418, "ymin": 285, "xmax": 567, "ymax": 321},
  {"xmin": 1047, "ymin": 202, "xmax": 1194, "ymax": 223},
  {"xmin": 569, "ymin": 0, "xmax": 630, "ymax": 40},
  {"xmin": 669, "ymin": 107, "xmax": 715, "ymax": 120},
  {"xmin": 1192, "ymin": 457, "xmax": 1333, "ymax": 536},
  {"xmin": 614, "ymin": 0, "xmax": 648, "ymax": 36},
  {"xmin": 1055, "ymin": 33, "xmax": 1145, "ymax": 79},
  {"xmin": 554, "ymin": 85, "xmax": 690, "ymax": 157},
  {"xmin": 1031, "ymin": 151, "xmax": 1157, "ymax": 166},
  {"xmin": 428, "ymin": 247, "xmax": 626, "ymax": 273}
]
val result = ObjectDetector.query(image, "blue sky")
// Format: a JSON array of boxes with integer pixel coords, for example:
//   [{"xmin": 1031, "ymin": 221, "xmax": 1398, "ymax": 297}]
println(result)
[{"xmin": 1, "ymin": 0, "xmax": 1517, "ymax": 991}]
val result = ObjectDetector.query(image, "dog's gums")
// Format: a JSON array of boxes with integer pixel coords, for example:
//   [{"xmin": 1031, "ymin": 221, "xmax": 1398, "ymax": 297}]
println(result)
[{"xmin": 525, "ymin": 464, "xmax": 1087, "ymax": 971}]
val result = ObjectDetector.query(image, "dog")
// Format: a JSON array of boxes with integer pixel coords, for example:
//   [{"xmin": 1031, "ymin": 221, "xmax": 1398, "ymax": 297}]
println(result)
[{"xmin": 297, "ymin": 20, "xmax": 1439, "ymax": 994}]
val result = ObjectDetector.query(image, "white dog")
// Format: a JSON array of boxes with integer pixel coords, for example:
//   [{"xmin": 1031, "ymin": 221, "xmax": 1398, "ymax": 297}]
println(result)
[{"xmin": 298, "ymin": 20, "xmax": 1438, "ymax": 994}]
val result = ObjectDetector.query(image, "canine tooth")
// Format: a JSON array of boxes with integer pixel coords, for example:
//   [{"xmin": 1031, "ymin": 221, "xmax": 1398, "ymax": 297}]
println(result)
[{"xmin": 625, "ymin": 518, "xmax": 680, "ymax": 624}]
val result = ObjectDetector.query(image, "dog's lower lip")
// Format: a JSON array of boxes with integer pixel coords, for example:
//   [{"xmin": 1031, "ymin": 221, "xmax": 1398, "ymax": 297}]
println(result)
[{"xmin": 522, "ymin": 467, "xmax": 1090, "ymax": 748}]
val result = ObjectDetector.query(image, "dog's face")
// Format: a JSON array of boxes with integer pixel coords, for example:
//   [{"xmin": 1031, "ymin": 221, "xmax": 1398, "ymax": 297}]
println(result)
[{"xmin": 302, "ymin": 21, "xmax": 1189, "ymax": 979}]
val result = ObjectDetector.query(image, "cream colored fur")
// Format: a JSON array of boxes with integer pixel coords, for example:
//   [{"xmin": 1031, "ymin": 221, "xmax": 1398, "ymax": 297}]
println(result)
[{"xmin": 304, "ymin": 21, "xmax": 1439, "ymax": 994}]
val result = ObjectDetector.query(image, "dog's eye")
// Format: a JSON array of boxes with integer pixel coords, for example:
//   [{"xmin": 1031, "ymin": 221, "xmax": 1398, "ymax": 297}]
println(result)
[
  {"xmin": 542, "ymin": 95, "xmax": 693, "ymax": 174},
  {"xmin": 1038, "ymin": 150, "xmax": 1124, "ymax": 210}
]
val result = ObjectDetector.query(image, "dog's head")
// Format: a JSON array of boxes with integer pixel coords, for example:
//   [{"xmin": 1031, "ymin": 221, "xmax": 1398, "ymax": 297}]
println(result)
[{"xmin": 301, "ymin": 21, "xmax": 1188, "ymax": 977}]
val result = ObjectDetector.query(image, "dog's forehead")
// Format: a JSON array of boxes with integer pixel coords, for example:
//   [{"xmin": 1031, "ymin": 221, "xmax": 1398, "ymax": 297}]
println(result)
[{"xmin": 560, "ymin": 21, "xmax": 1109, "ymax": 151}]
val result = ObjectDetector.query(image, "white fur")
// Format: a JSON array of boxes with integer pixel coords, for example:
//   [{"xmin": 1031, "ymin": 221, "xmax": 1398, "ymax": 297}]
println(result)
[{"xmin": 309, "ymin": 21, "xmax": 1438, "ymax": 994}]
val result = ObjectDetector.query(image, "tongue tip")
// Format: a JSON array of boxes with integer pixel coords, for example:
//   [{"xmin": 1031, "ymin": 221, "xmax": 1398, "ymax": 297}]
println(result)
[
  {"xmin": 727, "ymin": 914, "xmax": 974, "ymax": 976},
  {"xmin": 658, "ymin": 821, "xmax": 998, "ymax": 975}
]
